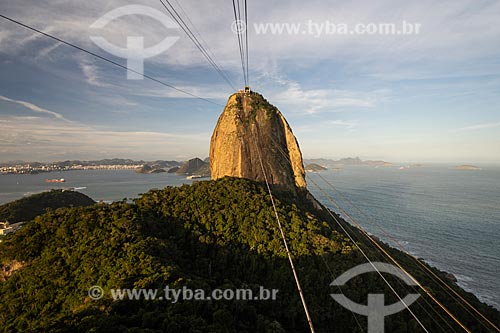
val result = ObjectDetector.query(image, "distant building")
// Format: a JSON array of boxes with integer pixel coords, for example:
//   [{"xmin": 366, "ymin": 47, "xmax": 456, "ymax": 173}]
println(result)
[
  {"xmin": 237, "ymin": 86, "xmax": 252, "ymax": 95},
  {"xmin": 0, "ymin": 222, "xmax": 14, "ymax": 235}
]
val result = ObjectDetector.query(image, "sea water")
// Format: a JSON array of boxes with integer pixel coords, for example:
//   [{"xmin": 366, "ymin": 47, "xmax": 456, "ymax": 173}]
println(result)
[{"xmin": 307, "ymin": 165, "xmax": 500, "ymax": 310}]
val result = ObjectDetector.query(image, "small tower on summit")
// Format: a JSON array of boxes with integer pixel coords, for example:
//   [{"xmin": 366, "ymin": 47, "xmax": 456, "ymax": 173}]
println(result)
[{"xmin": 237, "ymin": 86, "xmax": 252, "ymax": 95}]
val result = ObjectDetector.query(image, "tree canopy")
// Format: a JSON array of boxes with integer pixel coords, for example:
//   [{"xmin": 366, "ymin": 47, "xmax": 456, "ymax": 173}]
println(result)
[{"xmin": 0, "ymin": 178, "xmax": 498, "ymax": 332}]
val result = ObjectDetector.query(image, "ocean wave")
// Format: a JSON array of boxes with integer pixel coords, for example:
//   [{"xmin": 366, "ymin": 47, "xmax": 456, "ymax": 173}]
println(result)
[
  {"xmin": 23, "ymin": 190, "xmax": 46, "ymax": 197},
  {"xmin": 455, "ymin": 274, "xmax": 474, "ymax": 283}
]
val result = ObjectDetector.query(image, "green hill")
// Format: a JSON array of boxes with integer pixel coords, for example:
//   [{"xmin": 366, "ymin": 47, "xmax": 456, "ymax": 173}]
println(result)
[
  {"xmin": 0, "ymin": 189, "xmax": 95, "ymax": 223},
  {"xmin": 305, "ymin": 163, "xmax": 327, "ymax": 172},
  {"xmin": 0, "ymin": 178, "xmax": 498, "ymax": 332},
  {"xmin": 176, "ymin": 157, "xmax": 210, "ymax": 176}
]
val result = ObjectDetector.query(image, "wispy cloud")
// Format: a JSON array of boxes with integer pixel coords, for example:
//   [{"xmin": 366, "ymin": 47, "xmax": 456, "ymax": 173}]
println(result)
[
  {"xmin": 457, "ymin": 122, "xmax": 500, "ymax": 131},
  {"xmin": 128, "ymin": 82, "xmax": 231, "ymax": 100},
  {"xmin": 79, "ymin": 61, "xmax": 109, "ymax": 87},
  {"xmin": 293, "ymin": 119, "xmax": 358, "ymax": 134},
  {"xmin": 0, "ymin": 95, "xmax": 71, "ymax": 122},
  {"xmin": 2, "ymin": 0, "xmax": 500, "ymax": 75},
  {"xmin": 329, "ymin": 119, "xmax": 358, "ymax": 130},
  {"xmin": 271, "ymin": 81, "xmax": 389, "ymax": 114},
  {"xmin": 0, "ymin": 115, "xmax": 210, "ymax": 161},
  {"xmin": 35, "ymin": 41, "xmax": 62, "ymax": 60}
]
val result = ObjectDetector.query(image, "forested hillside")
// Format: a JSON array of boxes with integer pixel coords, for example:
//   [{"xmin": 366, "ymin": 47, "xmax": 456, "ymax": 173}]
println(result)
[
  {"xmin": 0, "ymin": 178, "xmax": 498, "ymax": 332},
  {"xmin": 0, "ymin": 189, "xmax": 95, "ymax": 223}
]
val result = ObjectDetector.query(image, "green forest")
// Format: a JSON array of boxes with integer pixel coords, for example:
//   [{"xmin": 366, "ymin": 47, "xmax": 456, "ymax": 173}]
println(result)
[
  {"xmin": 0, "ymin": 178, "xmax": 498, "ymax": 332},
  {"xmin": 0, "ymin": 189, "xmax": 95, "ymax": 223}
]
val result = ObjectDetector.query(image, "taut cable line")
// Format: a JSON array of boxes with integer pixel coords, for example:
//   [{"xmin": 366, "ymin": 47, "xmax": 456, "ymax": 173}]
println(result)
[{"xmin": 0, "ymin": 14, "xmax": 223, "ymax": 107}]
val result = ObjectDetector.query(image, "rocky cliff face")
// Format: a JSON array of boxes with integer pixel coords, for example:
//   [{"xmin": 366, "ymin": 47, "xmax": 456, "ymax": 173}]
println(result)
[{"xmin": 210, "ymin": 92, "xmax": 306, "ymax": 191}]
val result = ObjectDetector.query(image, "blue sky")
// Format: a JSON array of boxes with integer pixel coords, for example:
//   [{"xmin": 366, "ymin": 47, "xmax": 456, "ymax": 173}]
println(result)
[{"xmin": 0, "ymin": 0, "xmax": 499, "ymax": 163}]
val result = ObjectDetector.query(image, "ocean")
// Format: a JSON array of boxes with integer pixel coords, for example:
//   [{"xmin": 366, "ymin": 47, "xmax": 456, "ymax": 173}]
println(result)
[
  {"xmin": 307, "ymin": 165, "xmax": 500, "ymax": 311},
  {"xmin": 0, "ymin": 166, "xmax": 499, "ymax": 310}
]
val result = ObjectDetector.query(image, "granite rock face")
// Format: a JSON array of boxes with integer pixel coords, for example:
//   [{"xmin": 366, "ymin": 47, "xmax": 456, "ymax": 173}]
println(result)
[{"xmin": 210, "ymin": 92, "xmax": 306, "ymax": 191}]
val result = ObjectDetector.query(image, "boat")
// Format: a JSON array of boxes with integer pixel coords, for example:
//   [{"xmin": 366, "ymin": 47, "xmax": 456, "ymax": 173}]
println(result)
[
  {"xmin": 45, "ymin": 178, "xmax": 66, "ymax": 183},
  {"xmin": 186, "ymin": 175, "xmax": 210, "ymax": 179}
]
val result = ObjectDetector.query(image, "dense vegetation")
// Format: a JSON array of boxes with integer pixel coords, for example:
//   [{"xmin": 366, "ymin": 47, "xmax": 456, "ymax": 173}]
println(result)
[
  {"xmin": 0, "ymin": 178, "xmax": 498, "ymax": 332},
  {"xmin": 0, "ymin": 189, "xmax": 95, "ymax": 223}
]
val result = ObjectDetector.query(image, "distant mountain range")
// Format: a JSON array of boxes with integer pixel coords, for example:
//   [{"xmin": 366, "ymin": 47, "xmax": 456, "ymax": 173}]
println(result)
[
  {"xmin": 135, "ymin": 158, "xmax": 210, "ymax": 177},
  {"xmin": 304, "ymin": 157, "xmax": 393, "ymax": 168},
  {"xmin": 2, "ymin": 157, "xmax": 393, "ymax": 168},
  {"xmin": 304, "ymin": 163, "xmax": 327, "ymax": 172},
  {"xmin": 0, "ymin": 158, "xmax": 180, "ymax": 168}
]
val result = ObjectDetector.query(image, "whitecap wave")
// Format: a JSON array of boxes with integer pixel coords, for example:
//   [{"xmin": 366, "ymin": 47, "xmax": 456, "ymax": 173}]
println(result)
[{"xmin": 455, "ymin": 274, "xmax": 473, "ymax": 282}]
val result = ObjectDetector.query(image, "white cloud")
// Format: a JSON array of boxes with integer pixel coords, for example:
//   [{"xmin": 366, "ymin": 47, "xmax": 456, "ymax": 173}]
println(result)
[
  {"xmin": 329, "ymin": 120, "xmax": 358, "ymax": 130},
  {"xmin": 1, "ymin": 0, "xmax": 497, "ymax": 77},
  {"xmin": 130, "ymin": 84, "xmax": 230, "ymax": 101},
  {"xmin": 457, "ymin": 122, "xmax": 500, "ymax": 131},
  {"xmin": 36, "ymin": 41, "xmax": 62, "ymax": 60},
  {"xmin": 0, "ymin": 115, "xmax": 210, "ymax": 161},
  {"xmin": 271, "ymin": 81, "xmax": 389, "ymax": 114},
  {"xmin": 79, "ymin": 61, "xmax": 109, "ymax": 87},
  {"xmin": 0, "ymin": 95, "xmax": 71, "ymax": 122},
  {"xmin": 1, "ymin": 0, "xmax": 498, "ymax": 102}
]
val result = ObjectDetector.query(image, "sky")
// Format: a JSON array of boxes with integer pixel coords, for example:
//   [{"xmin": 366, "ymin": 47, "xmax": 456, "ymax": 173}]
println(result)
[{"xmin": 0, "ymin": 0, "xmax": 499, "ymax": 164}]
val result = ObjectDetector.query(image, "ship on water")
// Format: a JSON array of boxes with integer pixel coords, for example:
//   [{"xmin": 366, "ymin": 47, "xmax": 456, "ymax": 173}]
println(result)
[{"xmin": 45, "ymin": 178, "xmax": 65, "ymax": 183}]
